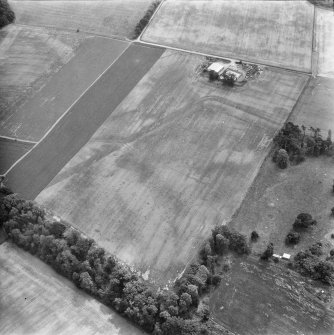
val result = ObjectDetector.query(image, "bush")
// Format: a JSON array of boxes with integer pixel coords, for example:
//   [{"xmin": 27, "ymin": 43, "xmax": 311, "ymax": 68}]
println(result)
[
  {"xmin": 133, "ymin": 1, "xmax": 160, "ymax": 39},
  {"xmin": 293, "ymin": 213, "xmax": 317, "ymax": 230},
  {"xmin": 250, "ymin": 231, "xmax": 259, "ymax": 242},
  {"xmin": 0, "ymin": 0, "xmax": 15, "ymax": 29},
  {"xmin": 275, "ymin": 149, "xmax": 289, "ymax": 169},
  {"xmin": 285, "ymin": 231, "xmax": 301, "ymax": 245},
  {"xmin": 261, "ymin": 243, "xmax": 274, "ymax": 260}
]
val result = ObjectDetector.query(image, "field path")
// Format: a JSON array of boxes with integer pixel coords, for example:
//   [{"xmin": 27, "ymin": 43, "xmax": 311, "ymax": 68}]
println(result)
[{"xmin": 5, "ymin": 44, "xmax": 164, "ymax": 199}]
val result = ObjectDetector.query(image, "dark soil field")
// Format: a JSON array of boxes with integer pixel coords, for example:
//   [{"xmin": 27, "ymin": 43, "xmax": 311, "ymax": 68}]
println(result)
[
  {"xmin": 5, "ymin": 44, "xmax": 164, "ymax": 199},
  {"xmin": 210, "ymin": 256, "xmax": 334, "ymax": 335},
  {"xmin": 0, "ymin": 242, "xmax": 145, "ymax": 335},
  {"xmin": 0, "ymin": 36, "xmax": 129, "ymax": 141},
  {"xmin": 36, "ymin": 50, "xmax": 308, "ymax": 286},
  {"xmin": 0, "ymin": 138, "xmax": 34, "ymax": 174}
]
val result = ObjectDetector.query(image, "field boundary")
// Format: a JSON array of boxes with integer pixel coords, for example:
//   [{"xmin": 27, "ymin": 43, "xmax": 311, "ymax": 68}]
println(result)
[
  {"xmin": 3, "ymin": 44, "xmax": 130, "ymax": 176},
  {"xmin": 137, "ymin": 40, "xmax": 312, "ymax": 75},
  {"xmin": 0, "ymin": 136, "xmax": 37, "ymax": 145}
]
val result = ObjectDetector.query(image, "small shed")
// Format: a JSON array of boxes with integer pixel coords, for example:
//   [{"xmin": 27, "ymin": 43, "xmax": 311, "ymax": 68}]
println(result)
[
  {"xmin": 273, "ymin": 254, "xmax": 282, "ymax": 259},
  {"xmin": 282, "ymin": 253, "xmax": 291, "ymax": 260}
]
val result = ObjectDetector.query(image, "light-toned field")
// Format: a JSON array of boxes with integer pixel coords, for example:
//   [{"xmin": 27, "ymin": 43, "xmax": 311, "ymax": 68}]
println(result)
[
  {"xmin": 36, "ymin": 50, "xmax": 308, "ymax": 285},
  {"xmin": 315, "ymin": 7, "xmax": 334, "ymax": 78},
  {"xmin": 142, "ymin": 0, "xmax": 314, "ymax": 72},
  {"xmin": 9, "ymin": 0, "xmax": 152, "ymax": 39},
  {"xmin": 0, "ymin": 242, "xmax": 144, "ymax": 335},
  {"xmin": 0, "ymin": 24, "xmax": 84, "ymax": 118}
]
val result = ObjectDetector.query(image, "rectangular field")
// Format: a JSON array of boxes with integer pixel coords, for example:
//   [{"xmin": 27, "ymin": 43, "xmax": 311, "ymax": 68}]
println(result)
[
  {"xmin": 0, "ymin": 24, "xmax": 84, "ymax": 121},
  {"xmin": 9, "ymin": 0, "xmax": 152, "ymax": 39},
  {"xmin": 0, "ymin": 242, "xmax": 144, "ymax": 335},
  {"xmin": 36, "ymin": 49, "xmax": 308, "ymax": 285},
  {"xmin": 315, "ymin": 7, "xmax": 334, "ymax": 78},
  {"xmin": 142, "ymin": 0, "xmax": 314, "ymax": 72},
  {"xmin": 0, "ymin": 33, "xmax": 128, "ymax": 141}
]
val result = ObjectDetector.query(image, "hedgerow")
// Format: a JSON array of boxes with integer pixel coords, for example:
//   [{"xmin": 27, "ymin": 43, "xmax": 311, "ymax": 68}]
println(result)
[
  {"xmin": 0, "ymin": 0, "xmax": 15, "ymax": 29},
  {"xmin": 133, "ymin": 1, "xmax": 160, "ymax": 39}
]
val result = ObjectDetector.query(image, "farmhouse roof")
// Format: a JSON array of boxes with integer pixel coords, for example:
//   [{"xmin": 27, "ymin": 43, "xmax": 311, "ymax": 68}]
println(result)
[
  {"xmin": 208, "ymin": 62, "xmax": 227, "ymax": 73},
  {"xmin": 282, "ymin": 253, "xmax": 291, "ymax": 260}
]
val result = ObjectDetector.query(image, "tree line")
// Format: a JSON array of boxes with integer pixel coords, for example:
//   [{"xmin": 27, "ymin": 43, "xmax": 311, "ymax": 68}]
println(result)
[{"xmin": 1, "ymin": 191, "xmax": 242, "ymax": 335}]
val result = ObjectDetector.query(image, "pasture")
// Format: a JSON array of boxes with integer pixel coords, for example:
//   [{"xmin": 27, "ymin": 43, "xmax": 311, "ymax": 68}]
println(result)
[
  {"xmin": 230, "ymin": 77, "xmax": 334, "ymax": 257},
  {"xmin": 210, "ymin": 256, "xmax": 334, "ymax": 335},
  {"xmin": 315, "ymin": 7, "xmax": 334, "ymax": 78},
  {"xmin": 0, "ymin": 24, "xmax": 84, "ymax": 121},
  {"xmin": 142, "ymin": 0, "xmax": 314, "ymax": 72},
  {"xmin": 36, "ymin": 50, "xmax": 308, "ymax": 285},
  {"xmin": 9, "ymin": 0, "xmax": 152, "ymax": 39},
  {"xmin": 0, "ymin": 242, "xmax": 145, "ymax": 335}
]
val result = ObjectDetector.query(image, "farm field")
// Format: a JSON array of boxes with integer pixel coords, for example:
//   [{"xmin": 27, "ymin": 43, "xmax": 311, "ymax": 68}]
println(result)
[
  {"xmin": 210, "ymin": 256, "xmax": 334, "ymax": 335},
  {"xmin": 142, "ymin": 0, "xmax": 314, "ymax": 72},
  {"xmin": 0, "ymin": 242, "xmax": 145, "ymax": 335},
  {"xmin": 315, "ymin": 7, "xmax": 334, "ymax": 78},
  {"xmin": 0, "ymin": 36, "xmax": 128, "ymax": 141},
  {"xmin": 36, "ymin": 50, "xmax": 308, "ymax": 285},
  {"xmin": 0, "ymin": 138, "xmax": 34, "ymax": 174},
  {"xmin": 0, "ymin": 24, "xmax": 85, "ymax": 120},
  {"xmin": 9, "ymin": 0, "xmax": 152, "ymax": 39},
  {"xmin": 5, "ymin": 44, "xmax": 164, "ymax": 200}
]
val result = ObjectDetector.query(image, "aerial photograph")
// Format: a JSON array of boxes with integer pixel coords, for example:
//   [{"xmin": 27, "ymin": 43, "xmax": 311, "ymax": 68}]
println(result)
[{"xmin": 0, "ymin": 0, "xmax": 334, "ymax": 334}]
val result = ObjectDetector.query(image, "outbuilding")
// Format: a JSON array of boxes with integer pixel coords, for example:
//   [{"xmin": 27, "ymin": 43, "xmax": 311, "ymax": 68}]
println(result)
[{"xmin": 282, "ymin": 253, "xmax": 291, "ymax": 260}]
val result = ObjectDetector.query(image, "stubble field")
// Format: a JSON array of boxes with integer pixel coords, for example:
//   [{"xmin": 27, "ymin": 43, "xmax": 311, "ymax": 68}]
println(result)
[
  {"xmin": 9, "ymin": 0, "xmax": 152, "ymax": 39},
  {"xmin": 142, "ymin": 0, "xmax": 314, "ymax": 72},
  {"xmin": 36, "ymin": 49, "xmax": 308, "ymax": 285},
  {"xmin": 0, "ymin": 242, "xmax": 144, "ymax": 335}
]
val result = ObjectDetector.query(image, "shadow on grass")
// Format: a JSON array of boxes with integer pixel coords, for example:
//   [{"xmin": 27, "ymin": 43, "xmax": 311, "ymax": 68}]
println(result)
[{"xmin": 307, "ymin": 0, "xmax": 334, "ymax": 10}]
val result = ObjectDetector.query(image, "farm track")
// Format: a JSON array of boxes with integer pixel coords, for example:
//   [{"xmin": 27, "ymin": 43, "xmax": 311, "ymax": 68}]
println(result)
[{"xmin": 4, "ymin": 44, "xmax": 164, "ymax": 199}]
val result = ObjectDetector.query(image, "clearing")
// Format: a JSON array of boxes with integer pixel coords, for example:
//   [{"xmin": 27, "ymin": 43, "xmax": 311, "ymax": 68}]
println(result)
[
  {"xmin": 142, "ymin": 0, "xmax": 314, "ymax": 72},
  {"xmin": 9, "ymin": 0, "xmax": 152, "ymax": 39},
  {"xmin": 0, "ymin": 34, "xmax": 128, "ymax": 141},
  {"xmin": 0, "ymin": 242, "xmax": 144, "ymax": 335},
  {"xmin": 0, "ymin": 24, "xmax": 85, "ymax": 121},
  {"xmin": 36, "ymin": 50, "xmax": 308, "ymax": 285}
]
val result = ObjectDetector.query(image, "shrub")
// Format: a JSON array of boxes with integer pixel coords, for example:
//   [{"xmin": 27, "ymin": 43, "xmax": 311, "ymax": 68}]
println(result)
[
  {"xmin": 261, "ymin": 243, "xmax": 273, "ymax": 260},
  {"xmin": 285, "ymin": 231, "xmax": 301, "ymax": 245},
  {"xmin": 0, "ymin": 0, "xmax": 15, "ymax": 29},
  {"xmin": 293, "ymin": 213, "xmax": 317, "ymax": 230},
  {"xmin": 275, "ymin": 149, "xmax": 289, "ymax": 169},
  {"xmin": 250, "ymin": 230, "xmax": 259, "ymax": 242}
]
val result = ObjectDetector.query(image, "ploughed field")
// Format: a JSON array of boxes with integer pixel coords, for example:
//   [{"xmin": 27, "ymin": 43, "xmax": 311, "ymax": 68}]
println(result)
[
  {"xmin": 142, "ymin": 0, "xmax": 314, "ymax": 72},
  {"xmin": 9, "ymin": 0, "xmax": 152, "ymax": 39},
  {"xmin": 36, "ymin": 49, "xmax": 308, "ymax": 285},
  {"xmin": 210, "ymin": 256, "xmax": 334, "ymax": 335},
  {"xmin": 0, "ymin": 242, "xmax": 145, "ymax": 335}
]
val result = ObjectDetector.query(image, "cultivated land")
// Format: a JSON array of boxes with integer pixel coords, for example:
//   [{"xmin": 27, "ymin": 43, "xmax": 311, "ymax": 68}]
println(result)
[
  {"xmin": 5, "ymin": 44, "xmax": 164, "ymax": 199},
  {"xmin": 0, "ymin": 138, "xmax": 34, "ymax": 174},
  {"xmin": 9, "ymin": 0, "xmax": 152, "ymax": 39},
  {"xmin": 210, "ymin": 256, "xmax": 334, "ymax": 335},
  {"xmin": 0, "ymin": 36, "xmax": 129, "ymax": 141},
  {"xmin": 0, "ymin": 24, "xmax": 84, "ymax": 119},
  {"xmin": 0, "ymin": 242, "xmax": 144, "ymax": 335},
  {"xmin": 142, "ymin": 0, "xmax": 314, "ymax": 72},
  {"xmin": 36, "ymin": 50, "xmax": 308, "ymax": 285},
  {"xmin": 315, "ymin": 7, "xmax": 334, "ymax": 78}
]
